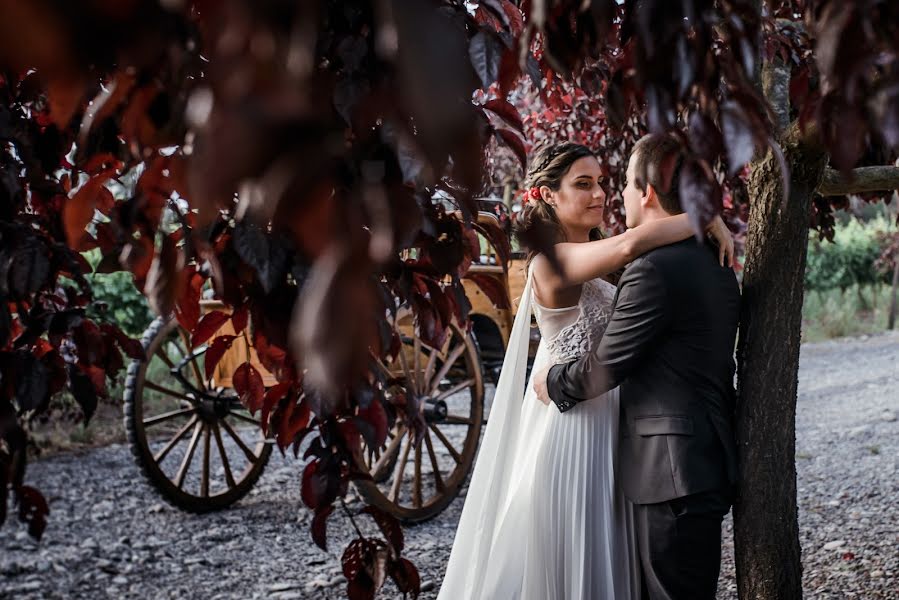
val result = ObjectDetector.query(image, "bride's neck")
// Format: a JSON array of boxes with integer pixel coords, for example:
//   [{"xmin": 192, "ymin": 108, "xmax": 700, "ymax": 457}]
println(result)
[{"xmin": 562, "ymin": 224, "xmax": 591, "ymax": 244}]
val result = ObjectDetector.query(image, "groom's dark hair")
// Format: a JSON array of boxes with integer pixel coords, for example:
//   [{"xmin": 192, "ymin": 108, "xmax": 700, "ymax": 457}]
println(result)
[{"xmin": 632, "ymin": 134, "xmax": 685, "ymax": 215}]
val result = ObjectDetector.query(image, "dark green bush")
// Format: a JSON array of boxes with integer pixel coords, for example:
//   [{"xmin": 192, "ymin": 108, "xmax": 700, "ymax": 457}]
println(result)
[
  {"xmin": 805, "ymin": 217, "xmax": 893, "ymax": 292},
  {"xmin": 84, "ymin": 250, "xmax": 153, "ymax": 338}
]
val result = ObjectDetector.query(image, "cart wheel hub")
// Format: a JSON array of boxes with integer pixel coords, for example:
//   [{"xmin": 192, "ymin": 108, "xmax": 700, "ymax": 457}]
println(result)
[
  {"xmin": 196, "ymin": 395, "xmax": 230, "ymax": 422},
  {"xmin": 423, "ymin": 398, "xmax": 448, "ymax": 423}
]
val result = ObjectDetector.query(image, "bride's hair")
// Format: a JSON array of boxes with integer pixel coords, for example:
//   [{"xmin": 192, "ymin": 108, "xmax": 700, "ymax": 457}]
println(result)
[{"xmin": 515, "ymin": 142, "xmax": 604, "ymax": 265}]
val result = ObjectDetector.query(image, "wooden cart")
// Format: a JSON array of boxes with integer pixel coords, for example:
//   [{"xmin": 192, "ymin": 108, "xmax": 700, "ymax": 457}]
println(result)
[{"xmin": 123, "ymin": 211, "xmax": 534, "ymax": 522}]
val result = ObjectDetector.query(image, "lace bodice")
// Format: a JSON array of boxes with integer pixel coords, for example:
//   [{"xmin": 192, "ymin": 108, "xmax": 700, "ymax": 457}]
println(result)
[{"xmin": 532, "ymin": 277, "xmax": 617, "ymax": 363}]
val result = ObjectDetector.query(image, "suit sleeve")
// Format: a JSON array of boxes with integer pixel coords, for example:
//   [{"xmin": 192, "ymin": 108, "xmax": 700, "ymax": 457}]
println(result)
[{"xmin": 546, "ymin": 258, "xmax": 671, "ymax": 412}]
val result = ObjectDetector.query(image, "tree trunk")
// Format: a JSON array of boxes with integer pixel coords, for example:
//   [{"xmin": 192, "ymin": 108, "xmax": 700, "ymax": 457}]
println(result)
[{"xmin": 734, "ymin": 123, "xmax": 828, "ymax": 599}]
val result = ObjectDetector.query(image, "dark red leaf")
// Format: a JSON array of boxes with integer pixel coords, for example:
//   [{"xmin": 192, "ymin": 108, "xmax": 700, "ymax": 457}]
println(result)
[
  {"xmin": 191, "ymin": 310, "xmax": 230, "ymax": 348},
  {"xmin": 342, "ymin": 538, "xmax": 389, "ymax": 593},
  {"xmin": 494, "ymin": 128, "xmax": 527, "ymax": 169},
  {"xmin": 389, "ymin": 557, "xmax": 421, "ymax": 596},
  {"xmin": 301, "ymin": 459, "xmax": 332, "ymax": 509},
  {"xmin": 501, "ymin": 0, "xmax": 524, "ymax": 37},
  {"xmin": 465, "ymin": 273, "xmax": 511, "ymax": 309},
  {"xmin": 68, "ymin": 365, "xmax": 99, "ymax": 423},
  {"xmin": 232, "ymin": 362, "xmax": 265, "ymax": 414},
  {"xmin": 469, "ymin": 31, "xmax": 503, "ymax": 89},
  {"xmin": 355, "ymin": 396, "xmax": 388, "ymax": 450},
  {"xmin": 84, "ymin": 365, "xmax": 108, "ymax": 398},
  {"xmin": 253, "ymin": 331, "xmax": 288, "ymax": 378},
  {"xmin": 231, "ymin": 304, "xmax": 249, "ymax": 335},
  {"xmin": 720, "ymin": 102, "xmax": 757, "ymax": 176},
  {"xmin": 13, "ymin": 354, "xmax": 49, "ymax": 412},
  {"xmin": 474, "ymin": 5, "xmax": 503, "ymax": 33},
  {"xmin": 311, "ymin": 505, "xmax": 334, "ymax": 551},
  {"xmin": 483, "ymin": 99, "xmax": 524, "ymax": 133},
  {"xmin": 175, "ymin": 266, "xmax": 204, "ymax": 333},
  {"xmin": 16, "ymin": 486, "xmax": 49, "ymax": 540},
  {"xmin": 688, "ymin": 111, "xmax": 722, "ymax": 164},
  {"xmin": 121, "ymin": 235, "xmax": 155, "ymax": 287},
  {"xmin": 46, "ymin": 78, "xmax": 84, "ymax": 129},
  {"xmin": 789, "ymin": 68, "xmax": 810, "ymax": 108},
  {"xmin": 679, "ymin": 158, "xmax": 722, "ymax": 233},
  {"xmin": 275, "ymin": 397, "xmax": 311, "ymax": 450},
  {"xmin": 347, "ymin": 576, "xmax": 376, "ymax": 600},
  {"xmin": 204, "ymin": 335, "xmax": 236, "ymax": 380},
  {"xmin": 100, "ymin": 323, "xmax": 145, "ymax": 361},
  {"xmin": 144, "ymin": 234, "xmax": 185, "ymax": 317},
  {"xmin": 261, "ymin": 382, "xmax": 291, "ymax": 436},
  {"xmin": 472, "ymin": 218, "xmax": 511, "ymax": 269},
  {"xmin": 362, "ymin": 505, "xmax": 404, "ymax": 554},
  {"xmin": 64, "ymin": 179, "xmax": 102, "ymax": 250}
]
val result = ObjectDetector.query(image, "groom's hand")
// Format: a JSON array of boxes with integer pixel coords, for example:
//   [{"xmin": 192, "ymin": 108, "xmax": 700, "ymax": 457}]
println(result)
[{"xmin": 533, "ymin": 366, "xmax": 551, "ymax": 405}]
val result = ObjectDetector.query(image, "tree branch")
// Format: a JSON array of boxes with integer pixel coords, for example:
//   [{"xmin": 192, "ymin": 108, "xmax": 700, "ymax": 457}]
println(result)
[
  {"xmin": 817, "ymin": 166, "xmax": 899, "ymax": 196},
  {"xmin": 761, "ymin": 59, "xmax": 790, "ymax": 133}
]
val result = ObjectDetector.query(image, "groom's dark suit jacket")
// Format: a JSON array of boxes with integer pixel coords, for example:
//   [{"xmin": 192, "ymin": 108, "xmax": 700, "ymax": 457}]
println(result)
[{"xmin": 547, "ymin": 239, "xmax": 740, "ymax": 505}]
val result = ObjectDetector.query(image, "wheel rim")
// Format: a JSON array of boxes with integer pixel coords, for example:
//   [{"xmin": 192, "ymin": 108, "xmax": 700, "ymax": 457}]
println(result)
[
  {"xmin": 356, "ymin": 320, "xmax": 484, "ymax": 522},
  {"xmin": 130, "ymin": 319, "xmax": 270, "ymax": 504}
]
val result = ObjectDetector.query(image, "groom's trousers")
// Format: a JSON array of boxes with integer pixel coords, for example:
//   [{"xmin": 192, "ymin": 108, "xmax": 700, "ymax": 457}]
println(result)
[{"xmin": 634, "ymin": 488, "xmax": 731, "ymax": 600}]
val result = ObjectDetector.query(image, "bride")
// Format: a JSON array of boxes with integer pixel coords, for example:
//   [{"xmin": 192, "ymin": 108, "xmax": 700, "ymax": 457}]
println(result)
[{"xmin": 437, "ymin": 142, "xmax": 734, "ymax": 599}]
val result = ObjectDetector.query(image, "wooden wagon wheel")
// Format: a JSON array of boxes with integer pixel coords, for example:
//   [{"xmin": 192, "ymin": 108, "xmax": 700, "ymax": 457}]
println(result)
[
  {"xmin": 354, "ymin": 320, "xmax": 484, "ymax": 523},
  {"xmin": 123, "ymin": 317, "xmax": 272, "ymax": 512}
]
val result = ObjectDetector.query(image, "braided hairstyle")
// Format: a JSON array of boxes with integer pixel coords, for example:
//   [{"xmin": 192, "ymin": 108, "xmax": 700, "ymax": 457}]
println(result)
[{"xmin": 515, "ymin": 142, "xmax": 604, "ymax": 265}]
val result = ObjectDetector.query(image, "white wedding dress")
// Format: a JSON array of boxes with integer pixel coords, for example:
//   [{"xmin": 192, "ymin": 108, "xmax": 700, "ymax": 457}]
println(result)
[{"xmin": 438, "ymin": 269, "xmax": 639, "ymax": 600}]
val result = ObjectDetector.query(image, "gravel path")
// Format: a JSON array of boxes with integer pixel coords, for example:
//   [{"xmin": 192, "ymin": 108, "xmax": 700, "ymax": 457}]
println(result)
[{"xmin": 2, "ymin": 332, "xmax": 897, "ymax": 599}]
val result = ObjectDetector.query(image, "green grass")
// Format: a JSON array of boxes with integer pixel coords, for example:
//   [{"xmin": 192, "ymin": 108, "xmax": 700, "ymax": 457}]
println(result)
[{"xmin": 801, "ymin": 283, "xmax": 896, "ymax": 342}]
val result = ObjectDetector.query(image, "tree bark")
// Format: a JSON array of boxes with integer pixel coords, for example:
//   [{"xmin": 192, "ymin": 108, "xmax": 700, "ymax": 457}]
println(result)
[
  {"xmin": 735, "ymin": 117, "xmax": 828, "ymax": 598},
  {"xmin": 817, "ymin": 166, "xmax": 899, "ymax": 196}
]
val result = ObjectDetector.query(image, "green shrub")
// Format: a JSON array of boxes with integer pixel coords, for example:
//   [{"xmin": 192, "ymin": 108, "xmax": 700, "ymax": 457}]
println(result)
[
  {"xmin": 805, "ymin": 216, "xmax": 893, "ymax": 292},
  {"xmin": 83, "ymin": 250, "xmax": 154, "ymax": 338}
]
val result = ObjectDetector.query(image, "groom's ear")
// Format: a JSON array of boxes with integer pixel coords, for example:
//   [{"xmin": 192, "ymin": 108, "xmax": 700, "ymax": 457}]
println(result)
[{"xmin": 643, "ymin": 183, "xmax": 658, "ymax": 207}]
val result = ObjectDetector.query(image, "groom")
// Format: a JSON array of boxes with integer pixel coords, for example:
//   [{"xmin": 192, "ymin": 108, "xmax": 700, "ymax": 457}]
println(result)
[{"xmin": 533, "ymin": 133, "xmax": 741, "ymax": 600}]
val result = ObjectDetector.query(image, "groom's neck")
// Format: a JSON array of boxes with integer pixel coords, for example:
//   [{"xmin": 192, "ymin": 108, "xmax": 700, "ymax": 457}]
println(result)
[{"xmin": 636, "ymin": 206, "xmax": 674, "ymax": 226}]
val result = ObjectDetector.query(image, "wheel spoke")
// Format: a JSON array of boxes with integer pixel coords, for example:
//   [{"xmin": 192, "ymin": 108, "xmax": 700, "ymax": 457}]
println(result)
[
  {"xmin": 397, "ymin": 340, "xmax": 415, "ymax": 395},
  {"xmin": 155, "ymin": 345, "xmax": 175, "ymax": 369},
  {"xmin": 211, "ymin": 422, "xmax": 236, "ymax": 489},
  {"xmin": 175, "ymin": 422, "xmax": 204, "ymax": 489},
  {"xmin": 227, "ymin": 410, "xmax": 262, "ymax": 427},
  {"xmin": 371, "ymin": 426, "xmax": 405, "ymax": 474},
  {"xmin": 143, "ymin": 381, "xmax": 195, "ymax": 404},
  {"xmin": 413, "ymin": 440, "xmax": 423, "ymax": 508},
  {"xmin": 201, "ymin": 425, "xmax": 211, "ymax": 497},
  {"xmin": 422, "ymin": 345, "xmax": 438, "ymax": 392},
  {"xmin": 220, "ymin": 418, "xmax": 258, "ymax": 463},
  {"xmin": 413, "ymin": 336, "xmax": 422, "ymax": 394},
  {"xmin": 389, "ymin": 434, "xmax": 413, "ymax": 503},
  {"xmin": 423, "ymin": 429, "xmax": 445, "ymax": 493},
  {"xmin": 442, "ymin": 414, "xmax": 474, "ymax": 426},
  {"xmin": 153, "ymin": 415, "xmax": 199, "ymax": 463},
  {"xmin": 429, "ymin": 423, "xmax": 462, "ymax": 464},
  {"xmin": 429, "ymin": 342, "xmax": 467, "ymax": 397},
  {"xmin": 177, "ymin": 328, "xmax": 206, "ymax": 389},
  {"xmin": 373, "ymin": 357, "xmax": 396, "ymax": 381},
  {"xmin": 433, "ymin": 377, "xmax": 476, "ymax": 402},
  {"xmin": 142, "ymin": 407, "xmax": 195, "ymax": 427}
]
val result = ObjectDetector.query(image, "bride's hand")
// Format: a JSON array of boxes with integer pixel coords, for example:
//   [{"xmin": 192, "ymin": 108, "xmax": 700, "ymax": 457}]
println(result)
[{"xmin": 705, "ymin": 215, "xmax": 735, "ymax": 268}]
